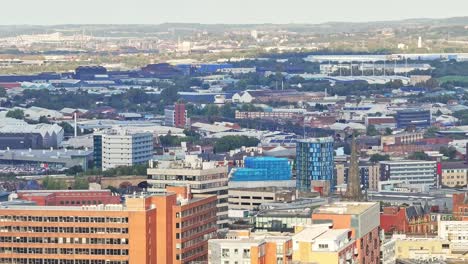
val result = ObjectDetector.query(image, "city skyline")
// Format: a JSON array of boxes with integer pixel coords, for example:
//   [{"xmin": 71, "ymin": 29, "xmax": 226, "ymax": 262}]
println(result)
[{"xmin": 2, "ymin": 0, "xmax": 468, "ymax": 25}]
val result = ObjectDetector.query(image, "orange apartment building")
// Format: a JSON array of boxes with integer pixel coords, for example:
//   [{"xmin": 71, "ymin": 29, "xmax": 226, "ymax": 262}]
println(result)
[
  {"xmin": 312, "ymin": 202, "xmax": 381, "ymax": 264},
  {"xmin": 0, "ymin": 186, "xmax": 217, "ymax": 264}
]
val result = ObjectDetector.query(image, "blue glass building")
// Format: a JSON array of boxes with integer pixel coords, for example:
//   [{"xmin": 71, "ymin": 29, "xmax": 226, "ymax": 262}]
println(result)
[
  {"xmin": 296, "ymin": 137, "xmax": 335, "ymax": 191},
  {"xmin": 396, "ymin": 109, "xmax": 431, "ymax": 129},
  {"xmin": 231, "ymin": 157, "xmax": 291, "ymax": 181}
]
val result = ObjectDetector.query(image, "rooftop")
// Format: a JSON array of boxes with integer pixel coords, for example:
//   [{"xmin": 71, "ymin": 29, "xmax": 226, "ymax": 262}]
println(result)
[{"xmin": 313, "ymin": 202, "xmax": 378, "ymax": 215}]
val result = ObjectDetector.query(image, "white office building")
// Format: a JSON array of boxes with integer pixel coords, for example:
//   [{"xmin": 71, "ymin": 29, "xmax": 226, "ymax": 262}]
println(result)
[{"xmin": 96, "ymin": 129, "xmax": 153, "ymax": 171}]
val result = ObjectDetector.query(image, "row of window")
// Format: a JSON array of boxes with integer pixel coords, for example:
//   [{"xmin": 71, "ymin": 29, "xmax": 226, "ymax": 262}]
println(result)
[
  {"xmin": 0, "ymin": 247, "xmax": 128, "ymax": 256},
  {"xmin": 0, "ymin": 216, "xmax": 128, "ymax": 223},
  {"xmin": 178, "ymin": 211, "xmax": 217, "ymax": 229},
  {"xmin": 0, "ymin": 236, "xmax": 128, "ymax": 245},
  {"xmin": 179, "ymin": 201, "xmax": 218, "ymax": 218},
  {"xmin": 0, "ymin": 259, "xmax": 128, "ymax": 264},
  {"xmin": 0, "ymin": 226, "xmax": 128, "ymax": 234}
]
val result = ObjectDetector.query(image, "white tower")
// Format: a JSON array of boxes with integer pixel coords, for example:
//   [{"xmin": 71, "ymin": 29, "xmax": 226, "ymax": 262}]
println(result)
[{"xmin": 418, "ymin": 36, "xmax": 422, "ymax": 48}]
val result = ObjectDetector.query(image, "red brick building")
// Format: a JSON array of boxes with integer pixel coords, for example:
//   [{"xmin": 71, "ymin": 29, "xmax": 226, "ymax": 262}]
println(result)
[
  {"xmin": 16, "ymin": 190, "xmax": 121, "ymax": 206},
  {"xmin": 380, "ymin": 205, "xmax": 438, "ymax": 235},
  {"xmin": 453, "ymin": 193, "xmax": 468, "ymax": 221}
]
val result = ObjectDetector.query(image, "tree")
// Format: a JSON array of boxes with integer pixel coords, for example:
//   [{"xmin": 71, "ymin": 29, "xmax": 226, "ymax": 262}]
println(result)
[
  {"xmin": 73, "ymin": 177, "xmax": 89, "ymax": 190},
  {"xmin": 424, "ymin": 126, "xmax": 439, "ymax": 138},
  {"xmin": 370, "ymin": 153, "xmax": 390, "ymax": 163},
  {"xmin": 38, "ymin": 116, "xmax": 50, "ymax": 124},
  {"xmin": 0, "ymin": 87, "xmax": 6, "ymax": 97},
  {"xmin": 384, "ymin": 127, "xmax": 393, "ymax": 135},
  {"xmin": 6, "ymin": 109, "xmax": 24, "ymax": 120},
  {"xmin": 214, "ymin": 136, "xmax": 260, "ymax": 153},
  {"xmin": 366, "ymin": 125, "xmax": 379, "ymax": 136},
  {"xmin": 59, "ymin": 122, "xmax": 75, "ymax": 135},
  {"xmin": 42, "ymin": 176, "xmax": 68, "ymax": 190},
  {"xmin": 440, "ymin": 146, "xmax": 457, "ymax": 160},
  {"xmin": 408, "ymin": 151, "xmax": 430, "ymax": 160}
]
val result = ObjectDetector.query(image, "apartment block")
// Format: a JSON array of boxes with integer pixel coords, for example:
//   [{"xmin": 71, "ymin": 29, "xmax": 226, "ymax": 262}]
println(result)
[
  {"xmin": 147, "ymin": 155, "xmax": 229, "ymax": 228},
  {"xmin": 0, "ymin": 186, "xmax": 217, "ymax": 264},
  {"xmin": 94, "ymin": 129, "xmax": 153, "ymax": 171},
  {"xmin": 312, "ymin": 202, "xmax": 380, "ymax": 264},
  {"xmin": 292, "ymin": 224, "xmax": 357, "ymax": 264},
  {"xmin": 441, "ymin": 162, "xmax": 468, "ymax": 188},
  {"xmin": 208, "ymin": 231, "xmax": 292, "ymax": 264}
]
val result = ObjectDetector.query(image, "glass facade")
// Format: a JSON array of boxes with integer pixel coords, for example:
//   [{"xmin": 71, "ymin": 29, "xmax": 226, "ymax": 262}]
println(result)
[
  {"xmin": 296, "ymin": 137, "xmax": 335, "ymax": 191},
  {"xmin": 231, "ymin": 157, "xmax": 291, "ymax": 181},
  {"xmin": 93, "ymin": 135, "xmax": 102, "ymax": 169}
]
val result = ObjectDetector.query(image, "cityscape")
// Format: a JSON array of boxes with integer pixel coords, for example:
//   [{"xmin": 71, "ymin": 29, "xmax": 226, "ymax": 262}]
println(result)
[{"xmin": 1, "ymin": 1, "xmax": 468, "ymax": 264}]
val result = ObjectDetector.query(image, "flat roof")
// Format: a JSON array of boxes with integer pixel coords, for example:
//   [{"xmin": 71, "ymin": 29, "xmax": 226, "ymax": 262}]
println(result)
[{"xmin": 314, "ymin": 202, "xmax": 378, "ymax": 215}]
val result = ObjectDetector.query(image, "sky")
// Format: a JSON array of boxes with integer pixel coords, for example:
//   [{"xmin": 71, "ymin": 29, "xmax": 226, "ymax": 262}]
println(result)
[{"xmin": 3, "ymin": 0, "xmax": 468, "ymax": 25}]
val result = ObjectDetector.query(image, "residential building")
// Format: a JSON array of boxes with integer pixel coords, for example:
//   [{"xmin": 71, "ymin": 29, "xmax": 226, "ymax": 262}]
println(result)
[
  {"xmin": 93, "ymin": 129, "xmax": 153, "ymax": 171},
  {"xmin": 147, "ymin": 155, "xmax": 229, "ymax": 228},
  {"xmin": 14, "ymin": 190, "xmax": 121, "ymax": 206},
  {"xmin": 438, "ymin": 220, "xmax": 468, "ymax": 252},
  {"xmin": 379, "ymin": 160, "xmax": 437, "ymax": 191},
  {"xmin": 393, "ymin": 236, "xmax": 452, "ymax": 261},
  {"xmin": 165, "ymin": 102, "xmax": 187, "ymax": 128},
  {"xmin": 312, "ymin": 202, "xmax": 380, "ymax": 264},
  {"xmin": 0, "ymin": 186, "xmax": 217, "ymax": 264},
  {"xmin": 208, "ymin": 232, "xmax": 292, "ymax": 264},
  {"xmin": 292, "ymin": 224, "xmax": 357, "ymax": 264},
  {"xmin": 296, "ymin": 137, "xmax": 335, "ymax": 192},
  {"xmin": 441, "ymin": 162, "xmax": 468, "ymax": 188},
  {"xmin": 228, "ymin": 187, "xmax": 295, "ymax": 211},
  {"xmin": 396, "ymin": 109, "xmax": 431, "ymax": 129}
]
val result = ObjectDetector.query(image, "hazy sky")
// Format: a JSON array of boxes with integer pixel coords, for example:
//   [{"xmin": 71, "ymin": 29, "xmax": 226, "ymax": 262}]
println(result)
[{"xmin": 3, "ymin": 0, "xmax": 468, "ymax": 25}]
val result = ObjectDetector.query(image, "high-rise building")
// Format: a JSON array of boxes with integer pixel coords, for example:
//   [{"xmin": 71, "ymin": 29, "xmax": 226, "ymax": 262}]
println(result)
[
  {"xmin": 164, "ymin": 102, "xmax": 187, "ymax": 128},
  {"xmin": 147, "ymin": 155, "xmax": 229, "ymax": 229},
  {"xmin": 296, "ymin": 137, "xmax": 335, "ymax": 192},
  {"xmin": 396, "ymin": 109, "xmax": 431, "ymax": 129},
  {"xmin": 93, "ymin": 129, "xmax": 153, "ymax": 171},
  {"xmin": 0, "ymin": 186, "xmax": 217, "ymax": 264},
  {"xmin": 312, "ymin": 202, "xmax": 381, "ymax": 264}
]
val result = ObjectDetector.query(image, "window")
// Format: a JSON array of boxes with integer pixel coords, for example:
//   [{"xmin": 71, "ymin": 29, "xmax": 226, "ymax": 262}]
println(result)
[
  {"xmin": 222, "ymin": 248, "xmax": 230, "ymax": 258},
  {"xmin": 318, "ymin": 244, "xmax": 329, "ymax": 249}
]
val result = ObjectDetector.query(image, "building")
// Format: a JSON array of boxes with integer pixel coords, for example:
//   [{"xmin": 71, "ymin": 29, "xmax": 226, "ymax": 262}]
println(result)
[
  {"xmin": 296, "ymin": 137, "xmax": 335, "ymax": 192},
  {"xmin": 438, "ymin": 220, "xmax": 468, "ymax": 252},
  {"xmin": 336, "ymin": 161, "xmax": 380, "ymax": 191},
  {"xmin": 164, "ymin": 103, "xmax": 187, "ymax": 128},
  {"xmin": 452, "ymin": 193, "xmax": 468, "ymax": 221},
  {"xmin": 0, "ymin": 186, "xmax": 217, "ymax": 264},
  {"xmin": 208, "ymin": 231, "xmax": 292, "ymax": 264},
  {"xmin": 380, "ymin": 204, "xmax": 435, "ymax": 235},
  {"xmin": 312, "ymin": 202, "xmax": 380, "ymax": 264},
  {"xmin": 0, "ymin": 119, "xmax": 64, "ymax": 149},
  {"xmin": 14, "ymin": 190, "xmax": 121, "ymax": 206},
  {"xmin": 228, "ymin": 187, "xmax": 295, "ymax": 211},
  {"xmin": 292, "ymin": 224, "xmax": 357, "ymax": 264},
  {"xmin": 379, "ymin": 160, "xmax": 437, "ymax": 191},
  {"xmin": 93, "ymin": 129, "xmax": 153, "ymax": 171},
  {"xmin": 396, "ymin": 109, "xmax": 431, "ymax": 129},
  {"xmin": 147, "ymin": 155, "xmax": 229, "ymax": 228},
  {"xmin": 235, "ymin": 110, "xmax": 299, "ymax": 120},
  {"xmin": 441, "ymin": 162, "xmax": 468, "ymax": 188},
  {"xmin": 0, "ymin": 148, "xmax": 93, "ymax": 171},
  {"xmin": 393, "ymin": 236, "xmax": 452, "ymax": 261},
  {"xmin": 231, "ymin": 157, "xmax": 292, "ymax": 182}
]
